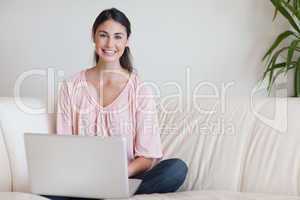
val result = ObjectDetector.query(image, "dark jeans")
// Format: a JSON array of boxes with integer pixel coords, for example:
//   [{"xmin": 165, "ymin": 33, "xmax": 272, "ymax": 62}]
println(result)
[{"xmin": 42, "ymin": 158, "xmax": 188, "ymax": 200}]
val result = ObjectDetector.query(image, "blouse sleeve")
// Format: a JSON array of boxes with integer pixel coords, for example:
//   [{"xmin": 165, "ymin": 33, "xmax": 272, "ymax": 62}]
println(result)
[
  {"xmin": 134, "ymin": 83, "xmax": 163, "ymax": 159},
  {"xmin": 56, "ymin": 81, "xmax": 73, "ymax": 135}
]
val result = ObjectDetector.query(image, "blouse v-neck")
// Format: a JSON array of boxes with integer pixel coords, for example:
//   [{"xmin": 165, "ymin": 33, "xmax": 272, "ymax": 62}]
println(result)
[{"xmin": 82, "ymin": 69, "xmax": 134, "ymax": 111}]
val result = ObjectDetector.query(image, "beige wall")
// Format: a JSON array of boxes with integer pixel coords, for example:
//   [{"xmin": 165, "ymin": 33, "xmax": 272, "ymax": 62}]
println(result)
[{"xmin": 0, "ymin": 0, "xmax": 289, "ymax": 101}]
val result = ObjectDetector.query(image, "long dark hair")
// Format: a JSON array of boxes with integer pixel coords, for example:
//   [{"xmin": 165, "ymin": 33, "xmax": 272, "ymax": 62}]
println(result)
[{"xmin": 92, "ymin": 8, "xmax": 133, "ymax": 73}]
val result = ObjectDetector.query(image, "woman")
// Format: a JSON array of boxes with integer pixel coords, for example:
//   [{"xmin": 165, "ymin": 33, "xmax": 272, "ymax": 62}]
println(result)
[{"xmin": 47, "ymin": 8, "xmax": 187, "ymax": 199}]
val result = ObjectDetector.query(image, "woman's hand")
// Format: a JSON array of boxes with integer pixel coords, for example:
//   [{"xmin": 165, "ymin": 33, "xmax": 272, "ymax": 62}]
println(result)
[{"xmin": 128, "ymin": 156, "xmax": 153, "ymax": 178}]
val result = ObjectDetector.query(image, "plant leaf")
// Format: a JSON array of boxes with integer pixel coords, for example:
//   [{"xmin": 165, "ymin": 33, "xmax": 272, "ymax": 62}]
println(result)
[
  {"xmin": 269, "ymin": 63, "xmax": 296, "ymax": 93},
  {"xmin": 282, "ymin": 1, "xmax": 300, "ymax": 20},
  {"xmin": 263, "ymin": 46, "xmax": 289, "ymax": 90},
  {"xmin": 286, "ymin": 39, "xmax": 300, "ymax": 70},
  {"xmin": 271, "ymin": 0, "xmax": 300, "ymax": 33},
  {"xmin": 273, "ymin": 8, "xmax": 279, "ymax": 20},
  {"xmin": 271, "ymin": 67, "xmax": 285, "ymax": 88},
  {"xmin": 293, "ymin": 0, "xmax": 298, "ymax": 10},
  {"xmin": 264, "ymin": 46, "xmax": 289, "ymax": 74},
  {"xmin": 263, "ymin": 61, "xmax": 296, "ymax": 93},
  {"xmin": 294, "ymin": 57, "xmax": 300, "ymax": 96},
  {"xmin": 263, "ymin": 62, "xmax": 286, "ymax": 78},
  {"xmin": 271, "ymin": 62, "xmax": 296, "ymax": 85},
  {"xmin": 262, "ymin": 30, "xmax": 296, "ymax": 61}
]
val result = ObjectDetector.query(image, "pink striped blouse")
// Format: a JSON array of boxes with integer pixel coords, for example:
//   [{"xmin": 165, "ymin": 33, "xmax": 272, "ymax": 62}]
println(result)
[{"xmin": 56, "ymin": 69, "xmax": 163, "ymax": 163}]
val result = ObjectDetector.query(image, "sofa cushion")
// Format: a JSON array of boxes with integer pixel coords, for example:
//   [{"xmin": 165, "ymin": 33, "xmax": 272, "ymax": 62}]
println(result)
[
  {"xmin": 157, "ymin": 97, "xmax": 254, "ymax": 191},
  {"xmin": 0, "ymin": 97, "xmax": 50, "ymax": 192},
  {"xmin": 113, "ymin": 190, "xmax": 300, "ymax": 200},
  {"xmin": 0, "ymin": 124, "xmax": 12, "ymax": 191},
  {"xmin": 240, "ymin": 98, "xmax": 300, "ymax": 195},
  {"xmin": 158, "ymin": 97, "xmax": 300, "ymax": 196}
]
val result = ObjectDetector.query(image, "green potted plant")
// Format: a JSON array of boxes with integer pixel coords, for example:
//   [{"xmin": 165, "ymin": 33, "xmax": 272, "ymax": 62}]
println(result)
[{"xmin": 263, "ymin": 0, "xmax": 300, "ymax": 96}]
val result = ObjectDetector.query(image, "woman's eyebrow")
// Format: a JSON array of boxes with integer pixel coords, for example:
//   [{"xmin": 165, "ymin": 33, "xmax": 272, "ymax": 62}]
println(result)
[
  {"xmin": 98, "ymin": 30, "xmax": 108, "ymax": 34},
  {"xmin": 98, "ymin": 30, "xmax": 125, "ymax": 35},
  {"xmin": 114, "ymin": 32, "xmax": 125, "ymax": 35}
]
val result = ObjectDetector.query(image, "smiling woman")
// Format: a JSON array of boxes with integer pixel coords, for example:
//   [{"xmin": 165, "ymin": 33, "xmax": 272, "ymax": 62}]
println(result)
[
  {"xmin": 45, "ymin": 8, "xmax": 188, "ymax": 200},
  {"xmin": 92, "ymin": 8, "xmax": 133, "ymax": 73}
]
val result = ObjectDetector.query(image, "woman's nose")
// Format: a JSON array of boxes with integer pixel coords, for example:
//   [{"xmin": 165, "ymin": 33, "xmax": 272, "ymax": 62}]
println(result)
[{"xmin": 106, "ymin": 37, "xmax": 114, "ymax": 48}]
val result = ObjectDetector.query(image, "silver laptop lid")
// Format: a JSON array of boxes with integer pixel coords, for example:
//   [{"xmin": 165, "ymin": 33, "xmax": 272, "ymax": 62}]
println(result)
[{"xmin": 24, "ymin": 133, "xmax": 131, "ymax": 199}]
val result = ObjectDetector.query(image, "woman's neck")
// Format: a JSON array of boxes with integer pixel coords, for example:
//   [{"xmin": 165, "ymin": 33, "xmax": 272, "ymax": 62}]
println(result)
[
  {"xmin": 96, "ymin": 60, "xmax": 122, "ymax": 72},
  {"xmin": 93, "ymin": 60, "xmax": 129, "ymax": 81}
]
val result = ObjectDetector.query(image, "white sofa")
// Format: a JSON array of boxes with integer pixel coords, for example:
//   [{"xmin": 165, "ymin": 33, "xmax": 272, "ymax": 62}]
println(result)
[{"xmin": 0, "ymin": 96, "xmax": 300, "ymax": 200}]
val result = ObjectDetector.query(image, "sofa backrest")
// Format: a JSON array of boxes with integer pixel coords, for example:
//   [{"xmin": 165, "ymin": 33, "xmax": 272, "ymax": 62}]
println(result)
[
  {"xmin": 0, "ymin": 97, "xmax": 51, "ymax": 192},
  {"xmin": 239, "ymin": 98, "xmax": 300, "ymax": 195},
  {"xmin": 158, "ymin": 97, "xmax": 300, "ymax": 196}
]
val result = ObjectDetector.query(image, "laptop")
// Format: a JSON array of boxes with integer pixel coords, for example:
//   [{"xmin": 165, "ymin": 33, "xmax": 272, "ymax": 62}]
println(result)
[{"xmin": 24, "ymin": 133, "xmax": 142, "ymax": 199}]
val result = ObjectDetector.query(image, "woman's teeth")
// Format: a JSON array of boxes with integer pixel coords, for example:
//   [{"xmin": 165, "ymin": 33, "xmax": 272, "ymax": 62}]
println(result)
[{"xmin": 103, "ymin": 49, "xmax": 116, "ymax": 56}]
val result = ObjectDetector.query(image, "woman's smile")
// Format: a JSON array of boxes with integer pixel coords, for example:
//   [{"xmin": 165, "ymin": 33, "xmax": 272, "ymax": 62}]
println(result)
[{"xmin": 102, "ymin": 48, "xmax": 117, "ymax": 56}]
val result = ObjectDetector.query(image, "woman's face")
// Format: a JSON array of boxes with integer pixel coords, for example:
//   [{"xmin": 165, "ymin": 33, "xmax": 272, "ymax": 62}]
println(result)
[{"xmin": 93, "ymin": 19, "xmax": 129, "ymax": 65}]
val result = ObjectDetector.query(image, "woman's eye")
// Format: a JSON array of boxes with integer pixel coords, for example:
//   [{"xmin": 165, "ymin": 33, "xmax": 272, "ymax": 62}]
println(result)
[
  {"xmin": 115, "ymin": 35, "xmax": 122, "ymax": 39},
  {"xmin": 99, "ymin": 34, "xmax": 107, "ymax": 38}
]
